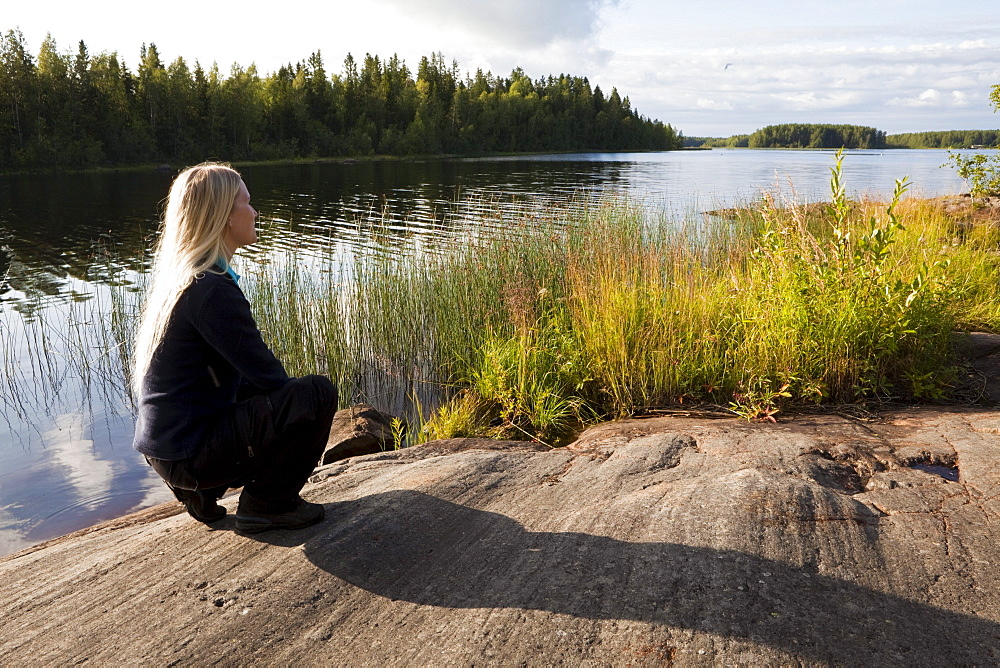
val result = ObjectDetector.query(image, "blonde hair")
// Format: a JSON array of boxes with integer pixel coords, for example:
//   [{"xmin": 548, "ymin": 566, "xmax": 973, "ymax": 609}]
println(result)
[{"xmin": 132, "ymin": 162, "xmax": 243, "ymax": 398}]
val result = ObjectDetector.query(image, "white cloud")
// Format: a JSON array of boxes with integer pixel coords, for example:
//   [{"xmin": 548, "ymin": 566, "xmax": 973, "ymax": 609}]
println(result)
[
  {"xmin": 774, "ymin": 91, "xmax": 862, "ymax": 110},
  {"xmin": 696, "ymin": 98, "xmax": 735, "ymax": 111},
  {"xmin": 599, "ymin": 26, "xmax": 1000, "ymax": 135},
  {"xmin": 919, "ymin": 89, "xmax": 944, "ymax": 104},
  {"xmin": 885, "ymin": 88, "xmax": 974, "ymax": 110},
  {"xmin": 44, "ymin": 412, "xmax": 116, "ymax": 511},
  {"xmin": 480, "ymin": 40, "xmax": 616, "ymax": 79},
  {"xmin": 0, "ymin": 504, "xmax": 33, "ymax": 556},
  {"xmin": 887, "ymin": 89, "xmax": 942, "ymax": 107}
]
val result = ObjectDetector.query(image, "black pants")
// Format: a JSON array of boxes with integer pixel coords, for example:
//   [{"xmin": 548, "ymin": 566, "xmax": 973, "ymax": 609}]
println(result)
[{"xmin": 148, "ymin": 375, "xmax": 337, "ymax": 511}]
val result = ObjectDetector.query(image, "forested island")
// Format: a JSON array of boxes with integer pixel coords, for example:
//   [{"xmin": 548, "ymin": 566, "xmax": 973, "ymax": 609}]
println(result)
[
  {"xmin": 0, "ymin": 29, "xmax": 682, "ymax": 172},
  {"xmin": 686, "ymin": 123, "xmax": 1000, "ymax": 149},
  {"xmin": 686, "ymin": 124, "xmax": 885, "ymax": 149}
]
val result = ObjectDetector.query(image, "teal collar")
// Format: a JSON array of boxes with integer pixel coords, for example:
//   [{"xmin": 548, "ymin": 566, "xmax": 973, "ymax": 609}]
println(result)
[{"xmin": 217, "ymin": 257, "xmax": 241, "ymax": 284}]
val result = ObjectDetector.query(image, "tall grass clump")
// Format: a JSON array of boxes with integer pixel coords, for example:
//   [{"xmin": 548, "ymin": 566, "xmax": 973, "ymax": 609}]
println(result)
[{"xmin": 241, "ymin": 152, "xmax": 1000, "ymax": 445}]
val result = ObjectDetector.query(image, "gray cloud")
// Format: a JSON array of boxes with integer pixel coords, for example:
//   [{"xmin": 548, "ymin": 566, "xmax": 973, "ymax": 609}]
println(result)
[{"xmin": 379, "ymin": 0, "xmax": 620, "ymax": 49}]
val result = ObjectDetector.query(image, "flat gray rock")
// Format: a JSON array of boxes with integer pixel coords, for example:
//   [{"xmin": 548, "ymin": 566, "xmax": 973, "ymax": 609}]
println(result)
[{"xmin": 1, "ymin": 409, "xmax": 998, "ymax": 665}]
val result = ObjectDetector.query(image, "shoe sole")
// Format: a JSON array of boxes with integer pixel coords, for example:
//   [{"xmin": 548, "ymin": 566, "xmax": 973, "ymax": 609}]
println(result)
[
  {"xmin": 186, "ymin": 506, "xmax": 227, "ymax": 524},
  {"xmin": 233, "ymin": 512, "xmax": 324, "ymax": 534}
]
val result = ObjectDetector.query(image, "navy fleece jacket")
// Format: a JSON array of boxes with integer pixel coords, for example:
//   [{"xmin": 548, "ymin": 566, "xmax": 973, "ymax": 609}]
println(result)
[{"xmin": 132, "ymin": 270, "xmax": 289, "ymax": 460}]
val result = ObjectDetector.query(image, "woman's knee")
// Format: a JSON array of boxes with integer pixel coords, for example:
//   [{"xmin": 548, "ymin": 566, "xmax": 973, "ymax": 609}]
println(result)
[
  {"xmin": 268, "ymin": 375, "xmax": 337, "ymax": 427},
  {"xmin": 299, "ymin": 374, "xmax": 337, "ymax": 412}
]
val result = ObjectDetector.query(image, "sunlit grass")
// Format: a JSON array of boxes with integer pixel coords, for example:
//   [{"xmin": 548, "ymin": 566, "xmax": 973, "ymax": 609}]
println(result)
[{"xmin": 246, "ymin": 157, "xmax": 1000, "ymax": 444}]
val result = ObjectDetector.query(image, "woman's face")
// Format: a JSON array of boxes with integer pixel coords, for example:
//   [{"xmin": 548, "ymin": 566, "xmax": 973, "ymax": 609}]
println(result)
[{"xmin": 225, "ymin": 180, "xmax": 257, "ymax": 255}]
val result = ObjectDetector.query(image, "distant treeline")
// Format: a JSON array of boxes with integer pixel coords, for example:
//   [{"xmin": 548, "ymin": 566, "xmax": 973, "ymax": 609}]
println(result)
[
  {"xmin": 686, "ymin": 124, "xmax": 887, "ymax": 149},
  {"xmin": 0, "ymin": 29, "xmax": 682, "ymax": 171},
  {"xmin": 688, "ymin": 125, "xmax": 1000, "ymax": 151},
  {"xmin": 885, "ymin": 130, "xmax": 1000, "ymax": 149},
  {"xmin": 685, "ymin": 135, "xmax": 750, "ymax": 148}
]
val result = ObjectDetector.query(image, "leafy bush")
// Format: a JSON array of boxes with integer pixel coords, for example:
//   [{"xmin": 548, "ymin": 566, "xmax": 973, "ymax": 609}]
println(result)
[{"xmin": 946, "ymin": 151, "xmax": 1000, "ymax": 198}]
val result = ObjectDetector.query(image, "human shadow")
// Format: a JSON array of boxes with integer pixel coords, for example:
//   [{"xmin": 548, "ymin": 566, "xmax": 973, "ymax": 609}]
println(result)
[{"xmin": 300, "ymin": 490, "xmax": 1000, "ymax": 664}]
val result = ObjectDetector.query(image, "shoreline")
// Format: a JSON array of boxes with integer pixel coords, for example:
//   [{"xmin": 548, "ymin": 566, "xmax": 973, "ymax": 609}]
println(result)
[
  {"xmin": 5, "ymin": 143, "xmax": 977, "ymax": 179},
  {"xmin": 0, "ymin": 147, "xmax": 697, "ymax": 178}
]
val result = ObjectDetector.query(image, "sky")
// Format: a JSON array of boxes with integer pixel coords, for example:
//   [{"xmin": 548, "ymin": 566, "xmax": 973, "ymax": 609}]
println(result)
[{"xmin": 6, "ymin": 0, "xmax": 1000, "ymax": 137}]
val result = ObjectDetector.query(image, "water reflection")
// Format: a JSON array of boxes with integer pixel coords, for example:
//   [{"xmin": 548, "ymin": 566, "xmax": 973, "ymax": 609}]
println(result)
[
  {"xmin": 0, "ymin": 169, "xmax": 165, "ymax": 302},
  {"xmin": 0, "ymin": 405, "xmax": 172, "ymax": 555},
  {"xmin": 0, "ymin": 244, "xmax": 11, "ymax": 297}
]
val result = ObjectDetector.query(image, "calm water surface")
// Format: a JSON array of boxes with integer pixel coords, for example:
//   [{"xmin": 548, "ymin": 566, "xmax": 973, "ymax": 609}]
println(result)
[{"xmin": 0, "ymin": 148, "xmax": 985, "ymax": 555}]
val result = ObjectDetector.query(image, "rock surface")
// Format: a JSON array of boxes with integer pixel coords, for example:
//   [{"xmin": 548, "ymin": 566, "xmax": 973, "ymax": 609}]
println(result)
[
  {"xmin": 932, "ymin": 193, "xmax": 1000, "ymax": 225},
  {"xmin": 955, "ymin": 331, "xmax": 1000, "ymax": 402},
  {"xmin": 322, "ymin": 403, "xmax": 400, "ymax": 465},
  {"xmin": 1, "ymin": 405, "xmax": 999, "ymax": 665}
]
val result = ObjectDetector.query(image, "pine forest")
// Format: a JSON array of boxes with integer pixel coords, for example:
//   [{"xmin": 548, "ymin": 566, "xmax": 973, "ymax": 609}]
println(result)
[{"xmin": 0, "ymin": 30, "xmax": 683, "ymax": 171}]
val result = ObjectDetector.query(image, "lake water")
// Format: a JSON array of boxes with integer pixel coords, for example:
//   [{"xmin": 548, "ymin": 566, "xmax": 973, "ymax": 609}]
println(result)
[{"xmin": 0, "ymin": 148, "xmax": 985, "ymax": 556}]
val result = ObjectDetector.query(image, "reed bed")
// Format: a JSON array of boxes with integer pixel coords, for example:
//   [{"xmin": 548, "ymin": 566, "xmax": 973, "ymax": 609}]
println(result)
[
  {"xmin": 0, "ymin": 279, "xmax": 139, "ymax": 439},
  {"xmin": 246, "ymin": 154, "xmax": 1000, "ymax": 444},
  {"xmin": 5, "ymin": 153, "xmax": 999, "ymax": 447}
]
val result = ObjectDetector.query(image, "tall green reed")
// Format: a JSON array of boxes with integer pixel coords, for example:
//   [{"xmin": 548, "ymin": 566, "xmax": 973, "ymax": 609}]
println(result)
[{"xmin": 320, "ymin": 154, "xmax": 998, "ymax": 437}]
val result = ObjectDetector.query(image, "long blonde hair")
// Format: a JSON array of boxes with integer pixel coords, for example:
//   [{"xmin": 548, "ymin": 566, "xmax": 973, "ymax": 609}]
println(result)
[{"xmin": 132, "ymin": 162, "xmax": 243, "ymax": 398}]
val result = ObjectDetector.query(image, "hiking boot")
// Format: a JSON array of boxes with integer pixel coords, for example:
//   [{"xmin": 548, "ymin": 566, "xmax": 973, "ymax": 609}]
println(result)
[
  {"xmin": 234, "ymin": 495, "xmax": 325, "ymax": 534},
  {"xmin": 170, "ymin": 485, "xmax": 227, "ymax": 524}
]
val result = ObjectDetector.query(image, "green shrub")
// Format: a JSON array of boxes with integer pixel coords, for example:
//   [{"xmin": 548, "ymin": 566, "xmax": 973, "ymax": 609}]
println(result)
[{"xmin": 946, "ymin": 151, "xmax": 1000, "ymax": 198}]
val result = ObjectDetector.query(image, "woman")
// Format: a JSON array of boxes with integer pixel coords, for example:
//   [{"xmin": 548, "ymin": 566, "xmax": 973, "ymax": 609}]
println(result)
[{"xmin": 132, "ymin": 162, "xmax": 336, "ymax": 533}]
